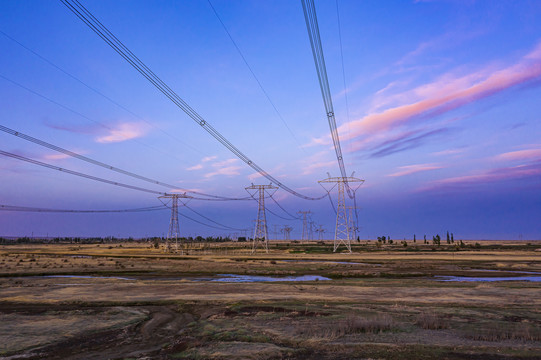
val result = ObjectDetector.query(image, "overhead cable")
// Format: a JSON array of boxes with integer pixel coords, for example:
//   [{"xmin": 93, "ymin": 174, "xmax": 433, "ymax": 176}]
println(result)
[
  {"xmin": 0, "ymin": 29, "xmax": 204, "ymax": 157},
  {"xmin": 60, "ymin": 0, "xmax": 326, "ymax": 201},
  {"xmin": 0, "ymin": 204, "xmax": 166, "ymax": 213},
  {"xmin": 301, "ymin": 0, "xmax": 353, "ymax": 198},
  {"xmin": 0, "ymin": 124, "xmax": 249, "ymax": 201},
  {"xmin": 207, "ymin": 0, "xmax": 306, "ymax": 154},
  {"xmin": 0, "ymin": 149, "xmax": 167, "ymax": 196}
]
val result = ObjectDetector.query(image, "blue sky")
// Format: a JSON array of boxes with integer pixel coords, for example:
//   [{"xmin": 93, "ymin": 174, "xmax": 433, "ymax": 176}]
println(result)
[{"xmin": 1, "ymin": 0, "xmax": 540, "ymax": 240}]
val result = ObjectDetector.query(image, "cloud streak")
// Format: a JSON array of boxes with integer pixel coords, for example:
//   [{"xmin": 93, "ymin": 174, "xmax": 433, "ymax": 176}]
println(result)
[
  {"xmin": 388, "ymin": 163, "xmax": 443, "ymax": 177},
  {"xmin": 204, "ymin": 158, "xmax": 242, "ymax": 178},
  {"xmin": 95, "ymin": 122, "xmax": 149, "ymax": 143},
  {"xmin": 420, "ymin": 162, "xmax": 541, "ymax": 192},
  {"xmin": 344, "ymin": 41, "xmax": 541, "ymax": 141}
]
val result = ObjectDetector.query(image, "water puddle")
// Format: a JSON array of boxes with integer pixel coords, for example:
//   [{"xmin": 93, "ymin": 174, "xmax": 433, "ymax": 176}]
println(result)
[
  {"xmin": 209, "ymin": 274, "xmax": 331, "ymax": 283},
  {"xmin": 468, "ymin": 269, "xmax": 541, "ymax": 275},
  {"xmin": 437, "ymin": 276, "xmax": 541, "ymax": 282}
]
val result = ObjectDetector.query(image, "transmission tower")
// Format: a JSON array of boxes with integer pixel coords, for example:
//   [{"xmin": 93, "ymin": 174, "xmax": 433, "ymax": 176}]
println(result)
[
  {"xmin": 246, "ymin": 184, "xmax": 277, "ymax": 253},
  {"xmin": 319, "ymin": 175, "xmax": 364, "ymax": 253},
  {"xmin": 346, "ymin": 206, "xmax": 358, "ymax": 243},
  {"xmin": 158, "ymin": 193, "xmax": 191, "ymax": 253},
  {"xmin": 316, "ymin": 225, "xmax": 325, "ymax": 240},
  {"xmin": 297, "ymin": 210, "xmax": 312, "ymax": 242},
  {"xmin": 282, "ymin": 225, "xmax": 293, "ymax": 240}
]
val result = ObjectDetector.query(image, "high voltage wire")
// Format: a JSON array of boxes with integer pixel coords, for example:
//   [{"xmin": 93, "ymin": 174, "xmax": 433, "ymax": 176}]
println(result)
[
  {"xmin": 0, "ymin": 29, "xmax": 205, "ymax": 158},
  {"xmin": 0, "ymin": 204, "xmax": 166, "ymax": 213},
  {"xmin": 0, "ymin": 149, "xmax": 168, "ymax": 196},
  {"xmin": 301, "ymin": 0, "xmax": 354, "ymax": 199},
  {"xmin": 158, "ymin": 197, "xmax": 248, "ymax": 231},
  {"xmin": 0, "ymin": 124, "xmax": 249, "ymax": 201},
  {"xmin": 206, "ymin": 0, "xmax": 307, "ymax": 155},
  {"xmin": 0, "ymin": 73, "xmax": 192, "ymax": 166},
  {"xmin": 60, "ymin": 0, "xmax": 326, "ymax": 201}
]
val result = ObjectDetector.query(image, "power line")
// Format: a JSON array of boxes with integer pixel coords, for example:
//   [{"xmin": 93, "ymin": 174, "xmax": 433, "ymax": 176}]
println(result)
[
  {"xmin": 207, "ymin": 0, "xmax": 306, "ymax": 154},
  {"xmin": 301, "ymin": 0, "xmax": 353, "ymax": 198},
  {"xmin": 0, "ymin": 149, "xmax": 167, "ymax": 196},
  {"xmin": 0, "ymin": 29, "xmax": 205, "ymax": 157},
  {"xmin": 335, "ymin": 0, "xmax": 353, "ymax": 155},
  {"xmin": 267, "ymin": 192, "xmax": 301, "ymax": 220},
  {"xmin": 0, "ymin": 124, "xmax": 249, "ymax": 201},
  {"xmin": 0, "ymin": 73, "xmax": 192, "ymax": 166},
  {"xmin": 0, "ymin": 204, "xmax": 166, "ymax": 213},
  {"xmin": 60, "ymin": 0, "xmax": 326, "ymax": 201}
]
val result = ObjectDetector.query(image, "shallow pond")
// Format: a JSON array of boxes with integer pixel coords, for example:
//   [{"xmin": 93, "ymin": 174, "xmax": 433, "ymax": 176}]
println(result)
[
  {"xmin": 437, "ymin": 275, "xmax": 541, "ymax": 282},
  {"xmin": 209, "ymin": 274, "xmax": 331, "ymax": 282}
]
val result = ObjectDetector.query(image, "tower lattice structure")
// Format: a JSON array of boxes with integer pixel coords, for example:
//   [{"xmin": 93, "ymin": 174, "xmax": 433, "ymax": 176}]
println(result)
[
  {"xmin": 297, "ymin": 210, "xmax": 312, "ymax": 242},
  {"xmin": 282, "ymin": 225, "xmax": 293, "ymax": 240},
  {"xmin": 346, "ymin": 206, "xmax": 358, "ymax": 243},
  {"xmin": 159, "ymin": 193, "xmax": 191, "ymax": 253},
  {"xmin": 319, "ymin": 176, "xmax": 364, "ymax": 253},
  {"xmin": 245, "ymin": 184, "xmax": 277, "ymax": 253}
]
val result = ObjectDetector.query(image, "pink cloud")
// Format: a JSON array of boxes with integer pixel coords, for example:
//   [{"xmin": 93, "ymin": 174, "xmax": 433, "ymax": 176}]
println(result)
[
  {"xmin": 186, "ymin": 164, "xmax": 203, "ymax": 171},
  {"xmin": 204, "ymin": 158, "xmax": 242, "ymax": 178},
  {"xmin": 419, "ymin": 163, "xmax": 541, "ymax": 192},
  {"xmin": 95, "ymin": 122, "xmax": 149, "ymax": 143},
  {"xmin": 387, "ymin": 163, "xmax": 443, "ymax": 177},
  {"xmin": 341, "ymin": 41, "xmax": 541, "ymax": 141},
  {"xmin": 495, "ymin": 148, "xmax": 541, "ymax": 162}
]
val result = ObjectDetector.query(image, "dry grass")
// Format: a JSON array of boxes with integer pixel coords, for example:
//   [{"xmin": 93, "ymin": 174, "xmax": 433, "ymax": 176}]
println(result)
[
  {"xmin": 465, "ymin": 323, "xmax": 541, "ymax": 342},
  {"xmin": 297, "ymin": 315, "xmax": 393, "ymax": 339},
  {"xmin": 416, "ymin": 311, "xmax": 448, "ymax": 330}
]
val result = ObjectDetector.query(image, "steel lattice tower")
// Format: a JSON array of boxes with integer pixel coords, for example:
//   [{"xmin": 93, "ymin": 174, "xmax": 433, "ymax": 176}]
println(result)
[
  {"xmin": 297, "ymin": 210, "xmax": 312, "ymax": 242},
  {"xmin": 319, "ymin": 176, "xmax": 364, "ymax": 253},
  {"xmin": 245, "ymin": 184, "xmax": 277, "ymax": 253},
  {"xmin": 159, "ymin": 193, "xmax": 191, "ymax": 253},
  {"xmin": 346, "ymin": 206, "xmax": 358, "ymax": 243},
  {"xmin": 282, "ymin": 225, "xmax": 293, "ymax": 240}
]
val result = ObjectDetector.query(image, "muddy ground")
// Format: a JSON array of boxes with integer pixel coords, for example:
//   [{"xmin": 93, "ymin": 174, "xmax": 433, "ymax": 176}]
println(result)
[{"xmin": 0, "ymin": 241, "xmax": 540, "ymax": 359}]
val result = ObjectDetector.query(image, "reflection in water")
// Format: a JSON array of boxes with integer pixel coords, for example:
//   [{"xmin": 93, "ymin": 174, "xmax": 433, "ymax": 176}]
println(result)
[
  {"xmin": 437, "ymin": 276, "xmax": 541, "ymax": 282},
  {"xmin": 211, "ymin": 274, "xmax": 331, "ymax": 283}
]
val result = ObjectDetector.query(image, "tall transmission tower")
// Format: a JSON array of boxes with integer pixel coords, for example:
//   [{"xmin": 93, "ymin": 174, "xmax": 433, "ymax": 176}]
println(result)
[
  {"xmin": 346, "ymin": 206, "xmax": 358, "ymax": 243},
  {"xmin": 158, "ymin": 193, "xmax": 191, "ymax": 253},
  {"xmin": 245, "ymin": 184, "xmax": 277, "ymax": 253},
  {"xmin": 319, "ymin": 175, "xmax": 364, "ymax": 253},
  {"xmin": 297, "ymin": 210, "xmax": 312, "ymax": 242},
  {"xmin": 316, "ymin": 225, "xmax": 325, "ymax": 240},
  {"xmin": 282, "ymin": 225, "xmax": 293, "ymax": 240}
]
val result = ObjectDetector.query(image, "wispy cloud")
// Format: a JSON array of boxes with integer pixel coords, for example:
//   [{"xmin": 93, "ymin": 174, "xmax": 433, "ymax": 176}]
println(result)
[
  {"xmin": 419, "ymin": 162, "xmax": 541, "ymax": 192},
  {"xmin": 202, "ymin": 156, "xmax": 217, "ymax": 162},
  {"xmin": 186, "ymin": 164, "xmax": 203, "ymax": 171},
  {"xmin": 301, "ymin": 151, "xmax": 336, "ymax": 175},
  {"xmin": 95, "ymin": 122, "xmax": 149, "ymax": 143},
  {"xmin": 388, "ymin": 163, "xmax": 443, "ymax": 177},
  {"xmin": 495, "ymin": 148, "xmax": 541, "ymax": 162},
  {"xmin": 204, "ymin": 158, "xmax": 242, "ymax": 178},
  {"xmin": 343, "ymin": 41, "xmax": 541, "ymax": 142}
]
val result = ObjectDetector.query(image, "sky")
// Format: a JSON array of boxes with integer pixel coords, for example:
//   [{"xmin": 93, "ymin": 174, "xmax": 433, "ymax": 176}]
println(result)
[{"xmin": 1, "ymin": 0, "xmax": 540, "ymax": 240}]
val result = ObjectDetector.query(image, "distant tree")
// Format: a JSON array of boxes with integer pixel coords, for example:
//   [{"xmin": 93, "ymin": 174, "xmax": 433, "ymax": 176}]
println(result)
[
  {"xmin": 413, "ymin": 234, "xmax": 416, "ymax": 243},
  {"xmin": 424, "ymin": 234, "xmax": 427, "ymax": 244},
  {"xmin": 446, "ymin": 231, "xmax": 450, "ymax": 244},
  {"xmin": 451, "ymin": 233, "xmax": 454, "ymax": 243},
  {"xmin": 433, "ymin": 235, "xmax": 441, "ymax": 246}
]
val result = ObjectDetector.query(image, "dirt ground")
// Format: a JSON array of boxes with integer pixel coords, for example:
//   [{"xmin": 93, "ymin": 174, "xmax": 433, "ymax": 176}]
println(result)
[{"xmin": 0, "ymin": 241, "xmax": 540, "ymax": 359}]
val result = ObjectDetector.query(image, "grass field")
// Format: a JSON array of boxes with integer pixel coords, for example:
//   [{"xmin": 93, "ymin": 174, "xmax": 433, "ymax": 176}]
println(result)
[{"xmin": 0, "ymin": 240, "xmax": 540, "ymax": 359}]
